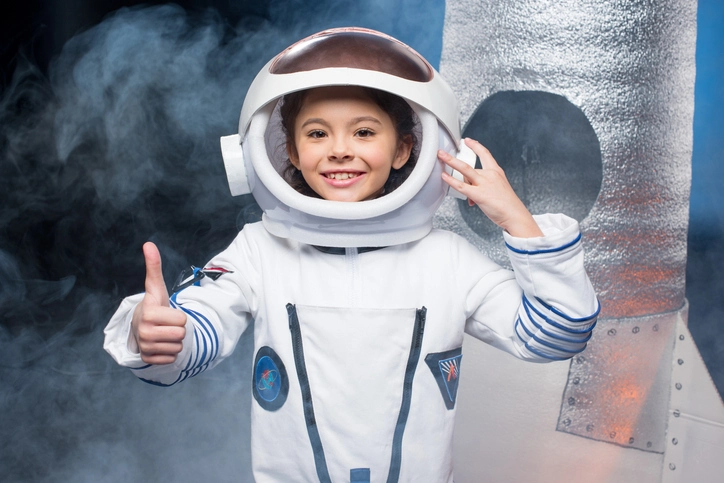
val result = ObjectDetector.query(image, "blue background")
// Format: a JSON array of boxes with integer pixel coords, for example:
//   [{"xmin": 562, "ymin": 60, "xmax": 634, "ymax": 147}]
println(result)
[{"xmin": 685, "ymin": 0, "xmax": 724, "ymax": 395}]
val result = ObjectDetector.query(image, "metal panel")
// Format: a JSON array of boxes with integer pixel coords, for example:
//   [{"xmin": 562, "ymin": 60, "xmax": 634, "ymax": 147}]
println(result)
[{"xmin": 557, "ymin": 311, "xmax": 677, "ymax": 453}]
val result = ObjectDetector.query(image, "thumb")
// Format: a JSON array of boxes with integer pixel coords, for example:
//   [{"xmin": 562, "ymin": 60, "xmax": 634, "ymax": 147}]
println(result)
[{"xmin": 142, "ymin": 241, "xmax": 169, "ymax": 307}]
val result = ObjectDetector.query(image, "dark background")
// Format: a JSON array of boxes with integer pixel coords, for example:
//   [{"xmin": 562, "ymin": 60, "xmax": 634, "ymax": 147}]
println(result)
[
  {"xmin": 0, "ymin": 1, "xmax": 447, "ymax": 481},
  {"xmin": 0, "ymin": 1, "xmax": 721, "ymax": 481}
]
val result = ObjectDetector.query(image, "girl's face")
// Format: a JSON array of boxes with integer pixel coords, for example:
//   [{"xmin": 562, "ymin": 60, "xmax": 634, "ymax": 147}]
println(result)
[{"xmin": 288, "ymin": 86, "xmax": 413, "ymax": 202}]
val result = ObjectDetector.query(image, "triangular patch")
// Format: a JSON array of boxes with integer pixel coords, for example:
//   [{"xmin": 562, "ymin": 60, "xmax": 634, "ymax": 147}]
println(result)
[{"xmin": 425, "ymin": 348, "xmax": 463, "ymax": 410}]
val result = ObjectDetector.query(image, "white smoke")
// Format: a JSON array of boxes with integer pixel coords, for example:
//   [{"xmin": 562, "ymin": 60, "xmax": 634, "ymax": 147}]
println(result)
[{"xmin": 0, "ymin": 2, "xmax": 444, "ymax": 481}]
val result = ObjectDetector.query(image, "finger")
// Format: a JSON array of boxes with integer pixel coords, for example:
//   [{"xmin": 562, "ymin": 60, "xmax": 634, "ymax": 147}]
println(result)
[
  {"xmin": 142, "ymin": 305, "xmax": 188, "ymax": 327},
  {"xmin": 464, "ymin": 138, "xmax": 501, "ymax": 171},
  {"xmin": 149, "ymin": 325, "xmax": 186, "ymax": 342},
  {"xmin": 441, "ymin": 169, "xmax": 476, "ymax": 198},
  {"xmin": 143, "ymin": 242, "xmax": 169, "ymax": 307},
  {"xmin": 141, "ymin": 353, "xmax": 180, "ymax": 365},
  {"xmin": 138, "ymin": 341, "xmax": 184, "ymax": 356},
  {"xmin": 438, "ymin": 149, "xmax": 480, "ymax": 182}
]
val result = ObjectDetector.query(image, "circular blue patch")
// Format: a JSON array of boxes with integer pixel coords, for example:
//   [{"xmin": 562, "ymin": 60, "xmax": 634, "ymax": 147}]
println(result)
[
  {"xmin": 255, "ymin": 356, "xmax": 281, "ymax": 402},
  {"xmin": 252, "ymin": 346, "xmax": 288, "ymax": 411}
]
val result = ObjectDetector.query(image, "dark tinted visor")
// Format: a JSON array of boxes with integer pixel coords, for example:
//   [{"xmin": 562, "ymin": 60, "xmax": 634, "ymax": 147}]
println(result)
[{"xmin": 269, "ymin": 28, "xmax": 433, "ymax": 82}]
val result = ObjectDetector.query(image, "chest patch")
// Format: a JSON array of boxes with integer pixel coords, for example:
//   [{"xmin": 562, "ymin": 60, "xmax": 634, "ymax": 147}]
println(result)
[
  {"xmin": 253, "ymin": 346, "xmax": 289, "ymax": 411},
  {"xmin": 425, "ymin": 347, "xmax": 463, "ymax": 410}
]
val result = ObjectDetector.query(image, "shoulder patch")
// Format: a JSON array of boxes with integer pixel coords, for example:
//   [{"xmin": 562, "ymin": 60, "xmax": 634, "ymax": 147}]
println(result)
[
  {"xmin": 201, "ymin": 266, "xmax": 232, "ymax": 280},
  {"xmin": 425, "ymin": 347, "xmax": 463, "ymax": 410},
  {"xmin": 253, "ymin": 346, "xmax": 289, "ymax": 411},
  {"xmin": 172, "ymin": 265, "xmax": 234, "ymax": 293}
]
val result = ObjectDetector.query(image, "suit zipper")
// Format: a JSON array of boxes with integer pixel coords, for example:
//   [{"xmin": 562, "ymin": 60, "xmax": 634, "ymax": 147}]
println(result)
[
  {"xmin": 287, "ymin": 303, "xmax": 332, "ymax": 483},
  {"xmin": 386, "ymin": 306, "xmax": 427, "ymax": 483}
]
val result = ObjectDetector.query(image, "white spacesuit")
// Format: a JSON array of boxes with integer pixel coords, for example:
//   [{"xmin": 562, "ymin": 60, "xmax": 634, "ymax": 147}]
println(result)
[{"xmin": 104, "ymin": 28, "xmax": 598, "ymax": 483}]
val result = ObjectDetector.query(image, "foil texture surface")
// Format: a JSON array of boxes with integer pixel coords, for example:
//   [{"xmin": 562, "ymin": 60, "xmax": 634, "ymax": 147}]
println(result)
[{"xmin": 436, "ymin": 0, "xmax": 697, "ymax": 318}]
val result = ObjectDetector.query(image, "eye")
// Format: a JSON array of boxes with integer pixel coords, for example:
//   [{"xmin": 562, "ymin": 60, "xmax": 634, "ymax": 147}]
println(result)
[
  {"xmin": 307, "ymin": 130, "xmax": 326, "ymax": 139},
  {"xmin": 355, "ymin": 128, "xmax": 374, "ymax": 138}
]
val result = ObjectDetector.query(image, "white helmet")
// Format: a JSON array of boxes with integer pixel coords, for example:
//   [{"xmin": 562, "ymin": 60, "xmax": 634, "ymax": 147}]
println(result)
[{"xmin": 220, "ymin": 27, "xmax": 474, "ymax": 247}]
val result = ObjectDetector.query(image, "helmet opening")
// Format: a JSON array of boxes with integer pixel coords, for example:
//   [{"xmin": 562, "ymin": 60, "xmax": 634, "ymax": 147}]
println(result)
[{"xmin": 263, "ymin": 88, "xmax": 424, "ymax": 199}]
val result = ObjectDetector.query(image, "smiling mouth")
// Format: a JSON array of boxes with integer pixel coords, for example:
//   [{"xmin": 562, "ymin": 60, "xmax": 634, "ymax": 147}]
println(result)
[{"xmin": 324, "ymin": 172, "xmax": 361, "ymax": 180}]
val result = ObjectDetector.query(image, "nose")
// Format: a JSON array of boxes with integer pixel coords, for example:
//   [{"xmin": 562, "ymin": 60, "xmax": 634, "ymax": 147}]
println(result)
[{"xmin": 328, "ymin": 137, "xmax": 353, "ymax": 162}]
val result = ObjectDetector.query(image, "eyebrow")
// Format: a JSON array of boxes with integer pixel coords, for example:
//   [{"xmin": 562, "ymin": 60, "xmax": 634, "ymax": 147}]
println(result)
[{"xmin": 299, "ymin": 116, "xmax": 384, "ymax": 129}]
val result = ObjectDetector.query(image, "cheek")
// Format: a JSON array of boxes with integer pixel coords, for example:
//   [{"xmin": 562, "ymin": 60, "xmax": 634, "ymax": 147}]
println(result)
[
  {"xmin": 295, "ymin": 144, "xmax": 319, "ymax": 169},
  {"xmin": 298, "ymin": 160, "xmax": 318, "ymax": 178},
  {"xmin": 367, "ymin": 148, "xmax": 397, "ymax": 172}
]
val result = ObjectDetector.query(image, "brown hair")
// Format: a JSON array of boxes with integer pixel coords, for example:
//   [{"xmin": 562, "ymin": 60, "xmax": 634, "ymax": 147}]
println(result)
[{"xmin": 279, "ymin": 87, "xmax": 419, "ymax": 198}]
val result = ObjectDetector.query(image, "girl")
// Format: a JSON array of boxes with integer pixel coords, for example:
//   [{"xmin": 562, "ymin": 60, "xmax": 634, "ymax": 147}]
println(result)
[{"xmin": 104, "ymin": 28, "xmax": 598, "ymax": 483}]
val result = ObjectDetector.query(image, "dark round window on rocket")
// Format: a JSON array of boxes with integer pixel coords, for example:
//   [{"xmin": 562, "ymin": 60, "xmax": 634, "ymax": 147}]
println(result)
[{"xmin": 458, "ymin": 91, "xmax": 602, "ymax": 239}]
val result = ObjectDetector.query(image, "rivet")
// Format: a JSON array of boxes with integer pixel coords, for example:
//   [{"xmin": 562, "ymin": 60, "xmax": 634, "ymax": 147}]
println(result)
[
  {"xmin": 675, "ymin": 383, "xmax": 682, "ymax": 390},
  {"xmin": 586, "ymin": 424, "xmax": 594, "ymax": 432},
  {"xmin": 568, "ymin": 397, "xmax": 576, "ymax": 406},
  {"xmin": 669, "ymin": 463, "xmax": 676, "ymax": 471},
  {"xmin": 629, "ymin": 437, "xmax": 635, "ymax": 444},
  {"xmin": 573, "ymin": 377, "xmax": 580, "ymax": 385},
  {"xmin": 672, "ymin": 438, "xmax": 678, "ymax": 445},
  {"xmin": 653, "ymin": 324, "xmax": 659, "ymax": 332},
  {"xmin": 563, "ymin": 418, "xmax": 571, "ymax": 427},
  {"xmin": 679, "ymin": 334, "xmax": 685, "ymax": 341},
  {"xmin": 608, "ymin": 329, "xmax": 617, "ymax": 336},
  {"xmin": 647, "ymin": 441, "xmax": 652, "ymax": 448},
  {"xmin": 610, "ymin": 431, "xmax": 616, "ymax": 439},
  {"xmin": 677, "ymin": 359, "xmax": 684, "ymax": 365},
  {"xmin": 673, "ymin": 409, "xmax": 681, "ymax": 417},
  {"xmin": 632, "ymin": 326, "xmax": 640, "ymax": 334},
  {"xmin": 577, "ymin": 356, "xmax": 586, "ymax": 364}
]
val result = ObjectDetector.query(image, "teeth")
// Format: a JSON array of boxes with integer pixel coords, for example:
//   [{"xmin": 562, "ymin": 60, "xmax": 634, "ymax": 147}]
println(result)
[{"xmin": 327, "ymin": 172, "xmax": 357, "ymax": 180}]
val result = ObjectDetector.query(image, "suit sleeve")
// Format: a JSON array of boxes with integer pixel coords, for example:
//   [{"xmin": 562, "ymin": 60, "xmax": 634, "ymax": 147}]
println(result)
[
  {"xmin": 463, "ymin": 213, "xmax": 599, "ymax": 362},
  {"xmin": 103, "ymin": 227, "xmax": 260, "ymax": 386}
]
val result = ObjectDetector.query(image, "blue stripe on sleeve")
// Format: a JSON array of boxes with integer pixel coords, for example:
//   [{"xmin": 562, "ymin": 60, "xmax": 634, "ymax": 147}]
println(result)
[
  {"xmin": 505, "ymin": 232, "xmax": 582, "ymax": 255},
  {"xmin": 182, "ymin": 335, "xmax": 194, "ymax": 373},
  {"xmin": 532, "ymin": 295, "xmax": 601, "ymax": 322},
  {"xmin": 191, "ymin": 326, "xmax": 202, "ymax": 370},
  {"xmin": 130, "ymin": 364, "xmax": 153, "ymax": 371},
  {"xmin": 197, "ymin": 324, "xmax": 209, "ymax": 369},
  {"xmin": 514, "ymin": 325, "xmax": 574, "ymax": 361},
  {"xmin": 522, "ymin": 342, "xmax": 574, "ymax": 361},
  {"xmin": 523, "ymin": 297, "xmax": 597, "ymax": 335},
  {"xmin": 138, "ymin": 372, "xmax": 184, "ymax": 387},
  {"xmin": 186, "ymin": 308, "xmax": 219, "ymax": 361},
  {"xmin": 516, "ymin": 318, "xmax": 586, "ymax": 355},
  {"xmin": 169, "ymin": 298, "xmax": 220, "ymax": 369},
  {"xmin": 179, "ymin": 306, "xmax": 218, "ymax": 366},
  {"xmin": 520, "ymin": 305, "xmax": 594, "ymax": 344},
  {"xmin": 180, "ymin": 307, "xmax": 214, "ymax": 369}
]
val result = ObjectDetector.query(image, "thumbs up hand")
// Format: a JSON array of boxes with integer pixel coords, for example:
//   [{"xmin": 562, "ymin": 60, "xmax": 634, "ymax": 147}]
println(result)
[{"xmin": 131, "ymin": 242, "xmax": 188, "ymax": 365}]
